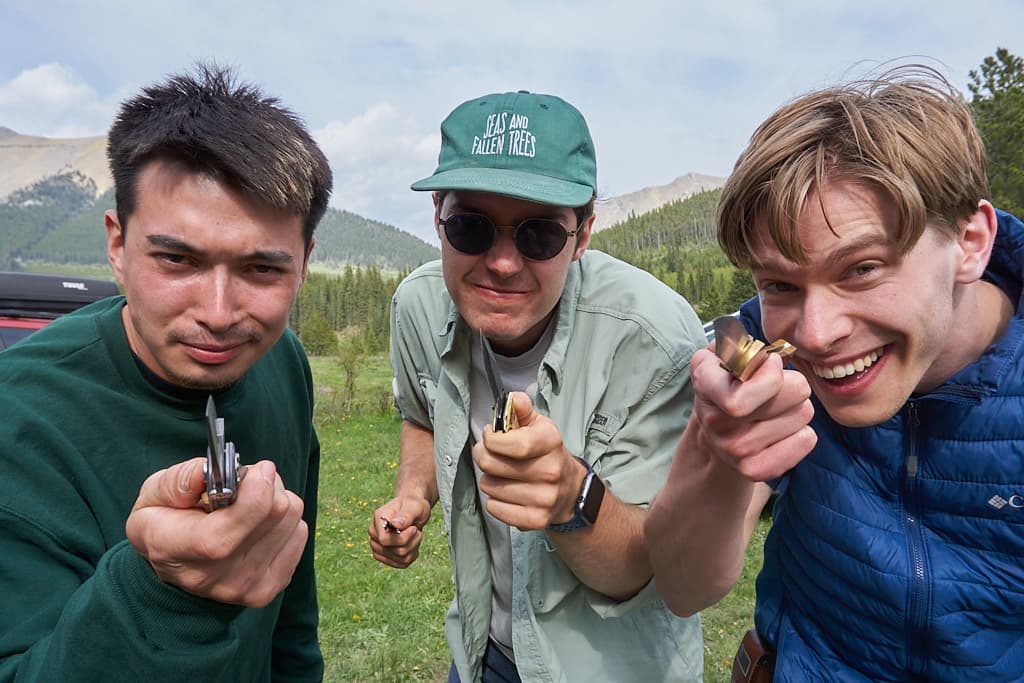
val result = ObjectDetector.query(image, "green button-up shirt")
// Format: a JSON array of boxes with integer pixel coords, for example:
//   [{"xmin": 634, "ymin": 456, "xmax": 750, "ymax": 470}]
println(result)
[{"xmin": 390, "ymin": 250, "xmax": 704, "ymax": 682}]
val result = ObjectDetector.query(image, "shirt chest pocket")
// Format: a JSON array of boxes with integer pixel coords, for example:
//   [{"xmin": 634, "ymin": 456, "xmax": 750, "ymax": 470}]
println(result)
[{"xmin": 580, "ymin": 408, "xmax": 626, "ymax": 468}]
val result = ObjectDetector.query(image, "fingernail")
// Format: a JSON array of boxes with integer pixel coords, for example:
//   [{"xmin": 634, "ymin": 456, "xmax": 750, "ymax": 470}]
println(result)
[
  {"xmin": 260, "ymin": 460, "xmax": 276, "ymax": 483},
  {"xmin": 179, "ymin": 461, "xmax": 197, "ymax": 493}
]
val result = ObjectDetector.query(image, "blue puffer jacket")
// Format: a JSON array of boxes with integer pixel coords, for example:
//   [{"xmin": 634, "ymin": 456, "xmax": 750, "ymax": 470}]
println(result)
[{"xmin": 741, "ymin": 210, "xmax": 1024, "ymax": 682}]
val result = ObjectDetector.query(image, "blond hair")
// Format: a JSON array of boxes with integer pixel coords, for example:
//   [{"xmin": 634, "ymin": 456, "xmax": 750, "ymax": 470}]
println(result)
[{"xmin": 717, "ymin": 65, "xmax": 989, "ymax": 267}]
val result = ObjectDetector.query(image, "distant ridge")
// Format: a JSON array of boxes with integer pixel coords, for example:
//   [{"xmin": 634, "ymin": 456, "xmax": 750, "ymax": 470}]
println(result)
[
  {"xmin": 594, "ymin": 172, "xmax": 726, "ymax": 231},
  {"xmin": 1, "ymin": 128, "xmax": 726, "ymax": 254},
  {"xmin": 0, "ymin": 129, "xmax": 111, "ymax": 201}
]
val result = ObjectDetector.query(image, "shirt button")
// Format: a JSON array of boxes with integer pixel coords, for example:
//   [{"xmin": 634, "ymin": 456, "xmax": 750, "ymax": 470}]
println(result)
[{"xmin": 444, "ymin": 455, "xmax": 453, "ymax": 466}]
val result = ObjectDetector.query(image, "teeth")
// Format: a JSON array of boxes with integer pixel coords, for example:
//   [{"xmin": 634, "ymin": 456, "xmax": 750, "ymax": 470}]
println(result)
[{"xmin": 814, "ymin": 348, "xmax": 882, "ymax": 380}]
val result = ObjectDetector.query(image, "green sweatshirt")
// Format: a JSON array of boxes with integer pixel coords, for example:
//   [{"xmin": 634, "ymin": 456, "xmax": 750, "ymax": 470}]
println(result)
[{"xmin": 0, "ymin": 297, "xmax": 322, "ymax": 682}]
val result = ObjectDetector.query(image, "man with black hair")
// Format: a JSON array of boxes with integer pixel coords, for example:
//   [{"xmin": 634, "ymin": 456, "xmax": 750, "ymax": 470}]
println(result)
[{"xmin": 0, "ymin": 64, "xmax": 332, "ymax": 682}]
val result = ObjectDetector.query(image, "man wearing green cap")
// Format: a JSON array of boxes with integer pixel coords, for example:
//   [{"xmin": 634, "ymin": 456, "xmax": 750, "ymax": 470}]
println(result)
[{"xmin": 368, "ymin": 91, "xmax": 705, "ymax": 682}]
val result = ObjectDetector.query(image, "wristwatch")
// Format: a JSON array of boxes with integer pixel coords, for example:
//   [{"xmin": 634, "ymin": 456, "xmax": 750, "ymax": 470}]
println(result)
[{"xmin": 548, "ymin": 457, "xmax": 605, "ymax": 532}]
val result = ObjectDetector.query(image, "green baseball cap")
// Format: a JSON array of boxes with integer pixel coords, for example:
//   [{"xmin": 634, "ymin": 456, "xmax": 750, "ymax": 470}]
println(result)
[{"xmin": 411, "ymin": 90, "xmax": 597, "ymax": 207}]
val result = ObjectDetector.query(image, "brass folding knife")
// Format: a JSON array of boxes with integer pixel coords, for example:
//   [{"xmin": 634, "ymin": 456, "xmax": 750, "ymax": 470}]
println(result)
[{"xmin": 713, "ymin": 315, "xmax": 796, "ymax": 382}]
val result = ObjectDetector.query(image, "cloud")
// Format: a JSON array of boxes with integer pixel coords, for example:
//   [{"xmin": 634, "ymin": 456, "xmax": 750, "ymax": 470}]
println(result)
[
  {"xmin": 314, "ymin": 103, "xmax": 440, "ymax": 241},
  {"xmin": 0, "ymin": 63, "xmax": 116, "ymax": 138},
  {"xmin": 3, "ymin": 0, "xmax": 1022, "ymax": 245}
]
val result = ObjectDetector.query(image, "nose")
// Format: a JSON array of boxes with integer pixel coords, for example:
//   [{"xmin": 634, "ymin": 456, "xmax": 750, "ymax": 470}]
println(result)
[
  {"xmin": 196, "ymin": 267, "xmax": 242, "ymax": 333},
  {"xmin": 791, "ymin": 287, "xmax": 852, "ymax": 355},
  {"xmin": 484, "ymin": 226, "xmax": 524, "ymax": 277}
]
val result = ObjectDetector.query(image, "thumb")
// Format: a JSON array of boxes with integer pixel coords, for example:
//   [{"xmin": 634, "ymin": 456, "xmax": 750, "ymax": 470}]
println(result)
[
  {"xmin": 132, "ymin": 457, "xmax": 207, "ymax": 512},
  {"xmin": 388, "ymin": 497, "xmax": 422, "ymax": 530},
  {"xmin": 508, "ymin": 390, "xmax": 536, "ymax": 427}
]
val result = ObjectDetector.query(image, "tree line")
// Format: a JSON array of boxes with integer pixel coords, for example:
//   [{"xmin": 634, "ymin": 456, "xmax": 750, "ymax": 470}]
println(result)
[
  {"xmin": 589, "ymin": 188, "xmax": 755, "ymax": 320},
  {"xmin": 292, "ymin": 267, "xmax": 411, "ymax": 357}
]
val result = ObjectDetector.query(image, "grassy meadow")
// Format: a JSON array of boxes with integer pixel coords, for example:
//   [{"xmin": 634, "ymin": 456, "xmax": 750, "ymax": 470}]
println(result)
[{"xmin": 309, "ymin": 353, "xmax": 767, "ymax": 682}]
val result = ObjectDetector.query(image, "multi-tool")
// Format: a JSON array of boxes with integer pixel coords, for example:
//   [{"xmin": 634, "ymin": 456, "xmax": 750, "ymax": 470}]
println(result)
[{"xmin": 201, "ymin": 395, "xmax": 244, "ymax": 512}]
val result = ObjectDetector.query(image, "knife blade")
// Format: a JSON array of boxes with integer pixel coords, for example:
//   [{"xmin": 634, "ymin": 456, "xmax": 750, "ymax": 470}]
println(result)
[
  {"xmin": 480, "ymin": 333, "xmax": 519, "ymax": 432},
  {"xmin": 202, "ymin": 395, "xmax": 243, "ymax": 511},
  {"xmin": 713, "ymin": 315, "xmax": 796, "ymax": 382}
]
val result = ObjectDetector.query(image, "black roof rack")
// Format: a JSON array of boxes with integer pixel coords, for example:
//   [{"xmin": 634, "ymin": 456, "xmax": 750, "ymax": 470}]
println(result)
[{"xmin": 0, "ymin": 272, "xmax": 119, "ymax": 319}]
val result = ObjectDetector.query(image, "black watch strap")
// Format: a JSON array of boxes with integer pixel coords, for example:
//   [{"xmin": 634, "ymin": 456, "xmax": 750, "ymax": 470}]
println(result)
[{"xmin": 548, "ymin": 457, "xmax": 605, "ymax": 532}]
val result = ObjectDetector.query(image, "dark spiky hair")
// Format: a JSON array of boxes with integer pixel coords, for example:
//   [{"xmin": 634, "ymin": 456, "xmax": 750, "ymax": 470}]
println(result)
[{"xmin": 107, "ymin": 62, "xmax": 332, "ymax": 245}]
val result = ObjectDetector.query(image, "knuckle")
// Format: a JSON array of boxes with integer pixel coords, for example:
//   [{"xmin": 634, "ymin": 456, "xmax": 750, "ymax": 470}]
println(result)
[
  {"xmin": 195, "ymin": 533, "xmax": 234, "ymax": 562},
  {"xmin": 247, "ymin": 585, "xmax": 279, "ymax": 608},
  {"xmin": 716, "ymin": 392, "xmax": 750, "ymax": 418},
  {"xmin": 716, "ymin": 424, "xmax": 762, "ymax": 460}
]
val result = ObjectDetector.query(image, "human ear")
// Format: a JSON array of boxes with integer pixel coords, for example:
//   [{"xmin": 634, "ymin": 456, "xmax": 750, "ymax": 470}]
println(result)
[
  {"xmin": 300, "ymin": 238, "xmax": 316, "ymax": 283},
  {"xmin": 955, "ymin": 200, "xmax": 998, "ymax": 284},
  {"xmin": 105, "ymin": 210, "xmax": 127, "ymax": 287},
  {"xmin": 571, "ymin": 214, "xmax": 595, "ymax": 261}
]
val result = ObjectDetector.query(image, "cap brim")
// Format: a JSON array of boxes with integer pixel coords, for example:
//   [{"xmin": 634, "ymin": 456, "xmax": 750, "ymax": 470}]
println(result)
[{"xmin": 411, "ymin": 167, "xmax": 594, "ymax": 208}]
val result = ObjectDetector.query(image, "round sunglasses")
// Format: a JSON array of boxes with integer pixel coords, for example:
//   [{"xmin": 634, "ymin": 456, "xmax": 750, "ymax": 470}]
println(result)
[{"xmin": 439, "ymin": 212, "xmax": 580, "ymax": 261}]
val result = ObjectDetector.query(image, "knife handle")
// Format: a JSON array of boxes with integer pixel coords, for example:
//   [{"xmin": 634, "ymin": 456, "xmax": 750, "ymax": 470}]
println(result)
[{"xmin": 492, "ymin": 392, "xmax": 520, "ymax": 432}]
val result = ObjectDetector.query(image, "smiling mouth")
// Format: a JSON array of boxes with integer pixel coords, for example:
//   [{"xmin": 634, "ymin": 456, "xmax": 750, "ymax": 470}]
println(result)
[{"xmin": 812, "ymin": 347, "xmax": 884, "ymax": 380}]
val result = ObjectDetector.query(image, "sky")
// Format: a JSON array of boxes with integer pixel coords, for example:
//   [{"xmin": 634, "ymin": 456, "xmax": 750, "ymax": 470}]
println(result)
[{"xmin": 2, "ymin": 0, "xmax": 1022, "ymax": 245}]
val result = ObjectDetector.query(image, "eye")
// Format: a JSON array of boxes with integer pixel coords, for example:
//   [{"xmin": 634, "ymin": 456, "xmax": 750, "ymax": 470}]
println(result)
[
  {"xmin": 154, "ymin": 252, "xmax": 191, "ymax": 268},
  {"xmin": 758, "ymin": 280, "xmax": 798, "ymax": 296},
  {"xmin": 851, "ymin": 263, "xmax": 877, "ymax": 276},
  {"xmin": 247, "ymin": 263, "xmax": 287, "ymax": 279},
  {"xmin": 845, "ymin": 261, "xmax": 883, "ymax": 282}
]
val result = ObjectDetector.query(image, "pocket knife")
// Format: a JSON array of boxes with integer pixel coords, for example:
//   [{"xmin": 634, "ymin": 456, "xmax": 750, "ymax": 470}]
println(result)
[
  {"xmin": 713, "ymin": 315, "xmax": 796, "ymax": 382},
  {"xmin": 480, "ymin": 334, "xmax": 518, "ymax": 432}
]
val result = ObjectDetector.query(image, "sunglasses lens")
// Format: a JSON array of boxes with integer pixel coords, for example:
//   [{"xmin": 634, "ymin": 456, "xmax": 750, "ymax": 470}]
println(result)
[
  {"xmin": 516, "ymin": 219, "xmax": 568, "ymax": 261},
  {"xmin": 444, "ymin": 214, "xmax": 494, "ymax": 255}
]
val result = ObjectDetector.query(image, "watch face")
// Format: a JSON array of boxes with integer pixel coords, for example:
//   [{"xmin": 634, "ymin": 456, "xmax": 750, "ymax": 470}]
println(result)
[{"xmin": 580, "ymin": 471, "xmax": 605, "ymax": 525}]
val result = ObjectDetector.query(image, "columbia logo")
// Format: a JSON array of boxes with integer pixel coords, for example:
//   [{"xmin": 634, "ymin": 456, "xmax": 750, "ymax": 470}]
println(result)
[{"xmin": 988, "ymin": 493, "xmax": 1024, "ymax": 510}]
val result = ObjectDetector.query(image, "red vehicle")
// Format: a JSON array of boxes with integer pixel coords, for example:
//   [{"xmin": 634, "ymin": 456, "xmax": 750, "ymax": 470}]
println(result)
[{"xmin": 0, "ymin": 272, "xmax": 119, "ymax": 350}]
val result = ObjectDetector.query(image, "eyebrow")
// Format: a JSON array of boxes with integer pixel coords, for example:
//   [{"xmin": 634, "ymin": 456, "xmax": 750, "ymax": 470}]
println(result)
[
  {"xmin": 146, "ymin": 234, "xmax": 295, "ymax": 264},
  {"xmin": 751, "ymin": 233, "xmax": 891, "ymax": 273}
]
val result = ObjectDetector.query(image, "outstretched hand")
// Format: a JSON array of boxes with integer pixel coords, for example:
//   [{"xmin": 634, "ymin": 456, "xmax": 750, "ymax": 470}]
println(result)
[{"xmin": 126, "ymin": 457, "xmax": 307, "ymax": 607}]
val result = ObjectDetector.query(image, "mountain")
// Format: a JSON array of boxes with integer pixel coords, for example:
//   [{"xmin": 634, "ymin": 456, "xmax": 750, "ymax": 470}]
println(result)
[
  {"xmin": 312, "ymin": 209, "xmax": 437, "ymax": 269},
  {"xmin": 0, "ymin": 128, "xmax": 111, "ymax": 201},
  {"xmin": 0, "ymin": 174, "xmax": 438, "ymax": 271},
  {"xmin": 0, "ymin": 173, "xmax": 101, "ymax": 269},
  {"xmin": 594, "ymin": 172, "xmax": 726, "ymax": 231},
  {"xmin": 1, "ymin": 128, "xmax": 725, "ymax": 269},
  {"xmin": 0, "ymin": 127, "xmax": 438, "ymax": 271}
]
